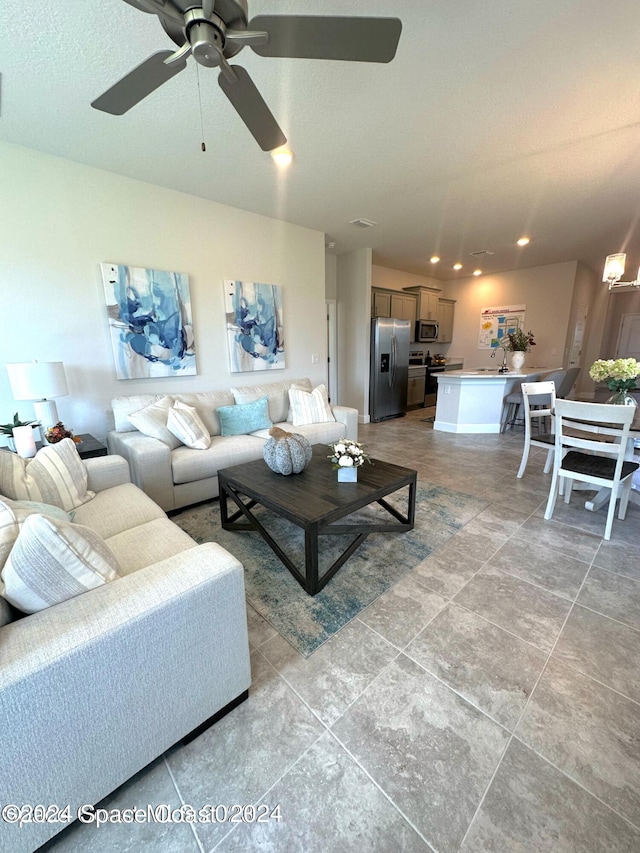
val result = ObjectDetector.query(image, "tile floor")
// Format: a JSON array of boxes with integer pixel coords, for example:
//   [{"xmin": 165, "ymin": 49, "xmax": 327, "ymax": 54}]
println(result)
[{"xmin": 42, "ymin": 409, "xmax": 640, "ymax": 852}]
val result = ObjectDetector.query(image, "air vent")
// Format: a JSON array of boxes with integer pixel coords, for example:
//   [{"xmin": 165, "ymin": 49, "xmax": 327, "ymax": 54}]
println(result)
[
  {"xmin": 469, "ymin": 249, "xmax": 495, "ymax": 257},
  {"xmin": 350, "ymin": 218, "xmax": 377, "ymax": 228}
]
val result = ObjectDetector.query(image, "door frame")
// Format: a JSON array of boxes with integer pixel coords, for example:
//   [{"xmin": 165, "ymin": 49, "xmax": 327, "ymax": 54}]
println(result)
[{"xmin": 326, "ymin": 299, "xmax": 338, "ymax": 403}]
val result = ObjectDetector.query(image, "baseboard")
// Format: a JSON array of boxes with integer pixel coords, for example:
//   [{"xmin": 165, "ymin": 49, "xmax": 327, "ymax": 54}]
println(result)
[{"xmin": 181, "ymin": 689, "xmax": 249, "ymax": 745}]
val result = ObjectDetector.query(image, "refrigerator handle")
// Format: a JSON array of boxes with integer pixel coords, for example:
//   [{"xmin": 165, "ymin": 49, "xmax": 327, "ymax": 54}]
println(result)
[{"xmin": 390, "ymin": 334, "xmax": 396, "ymax": 387}]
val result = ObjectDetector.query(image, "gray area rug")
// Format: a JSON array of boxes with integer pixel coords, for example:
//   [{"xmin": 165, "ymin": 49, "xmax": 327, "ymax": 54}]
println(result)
[{"xmin": 173, "ymin": 484, "xmax": 489, "ymax": 656}]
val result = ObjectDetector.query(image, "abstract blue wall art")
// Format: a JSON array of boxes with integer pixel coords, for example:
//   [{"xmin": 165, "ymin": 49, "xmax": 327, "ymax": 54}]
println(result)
[
  {"xmin": 101, "ymin": 263, "xmax": 197, "ymax": 379},
  {"xmin": 224, "ymin": 280, "xmax": 286, "ymax": 373}
]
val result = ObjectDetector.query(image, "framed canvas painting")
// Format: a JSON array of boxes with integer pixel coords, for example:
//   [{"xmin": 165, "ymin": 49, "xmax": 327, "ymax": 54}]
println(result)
[
  {"xmin": 224, "ymin": 280, "xmax": 285, "ymax": 372},
  {"xmin": 101, "ymin": 263, "xmax": 197, "ymax": 379}
]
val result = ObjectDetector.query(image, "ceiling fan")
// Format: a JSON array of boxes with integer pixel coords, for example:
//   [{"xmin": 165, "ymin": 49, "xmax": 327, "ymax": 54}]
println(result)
[{"xmin": 92, "ymin": 0, "xmax": 402, "ymax": 151}]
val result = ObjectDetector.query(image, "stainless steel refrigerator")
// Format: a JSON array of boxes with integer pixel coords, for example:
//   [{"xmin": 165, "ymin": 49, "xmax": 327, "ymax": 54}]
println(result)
[{"xmin": 370, "ymin": 317, "xmax": 411, "ymax": 422}]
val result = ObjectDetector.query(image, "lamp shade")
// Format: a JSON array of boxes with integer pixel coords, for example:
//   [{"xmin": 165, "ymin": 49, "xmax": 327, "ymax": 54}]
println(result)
[
  {"xmin": 6, "ymin": 362, "xmax": 68, "ymax": 401},
  {"xmin": 603, "ymin": 253, "xmax": 626, "ymax": 283}
]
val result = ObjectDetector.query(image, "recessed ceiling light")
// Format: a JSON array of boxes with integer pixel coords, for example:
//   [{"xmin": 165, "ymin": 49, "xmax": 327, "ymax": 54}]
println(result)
[
  {"xmin": 473, "ymin": 269, "xmax": 482, "ymax": 276},
  {"xmin": 453, "ymin": 263, "xmax": 463, "ymax": 271},
  {"xmin": 271, "ymin": 147, "xmax": 293, "ymax": 167},
  {"xmin": 517, "ymin": 236, "xmax": 530, "ymax": 247},
  {"xmin": 430, "ymin": 256, "xmax": 440, "ymax": 264}
]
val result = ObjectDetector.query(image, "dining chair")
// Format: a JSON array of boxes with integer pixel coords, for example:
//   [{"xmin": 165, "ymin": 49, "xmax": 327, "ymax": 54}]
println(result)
[
  {"xmin": 555, "ymin": 366, "xmax": 581, "ymax": 399},
  {"xmin": 516, "ymin": 381, "xmax": 556, "ymax": 478},
  {"xmin": 500, "ymin": 369, "xmax": 566, "ymax": 433},
  {"xmin": 544, "ymin": 399, "xmax": 640, "ymax": 540}
]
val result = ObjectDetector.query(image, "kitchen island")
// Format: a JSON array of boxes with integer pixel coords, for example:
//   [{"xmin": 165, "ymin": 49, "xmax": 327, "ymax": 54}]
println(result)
[{"xmin": 433, "ymin": 367, "xmax": 556, "ymax": 434}]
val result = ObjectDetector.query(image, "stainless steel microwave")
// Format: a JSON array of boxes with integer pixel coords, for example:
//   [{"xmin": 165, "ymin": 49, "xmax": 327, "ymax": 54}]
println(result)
[{"xmin": 415, "ymin": 320, "xmax": 439, "ymax": 342}]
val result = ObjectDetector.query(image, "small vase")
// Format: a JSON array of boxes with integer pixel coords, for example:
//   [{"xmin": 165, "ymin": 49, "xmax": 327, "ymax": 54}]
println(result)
[
  {"xmin": 510, "ymin": 351, "xmax": 526, "ymax": 370},
  {"xmin": 12, "ymin": 425, "xmax": 37, "ymax": 458},
  {"xmin": 337, "ymin": 466, "xmax": 358, "ymax": 482},
  {"xmin": 606, "ymin": 389, "xmax": 638, "ymax": 407}
]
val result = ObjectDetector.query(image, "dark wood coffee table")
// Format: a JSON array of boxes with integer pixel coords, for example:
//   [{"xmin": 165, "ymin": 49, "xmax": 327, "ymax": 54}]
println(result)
[{"xmin": 218, "ymin": 444, "xmax": 417, "ymax": 596}]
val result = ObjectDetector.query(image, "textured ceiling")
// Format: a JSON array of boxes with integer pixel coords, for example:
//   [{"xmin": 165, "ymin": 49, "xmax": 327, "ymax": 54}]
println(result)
[{"xmin": 3, "ymin": 0, "xmax": 640, "ymax": 280}]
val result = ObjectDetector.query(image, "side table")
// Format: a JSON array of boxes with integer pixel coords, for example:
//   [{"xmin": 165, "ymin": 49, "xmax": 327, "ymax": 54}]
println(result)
[{"xmin": 74, "ymin": 434, "xmax": 108, "ymax": 460}]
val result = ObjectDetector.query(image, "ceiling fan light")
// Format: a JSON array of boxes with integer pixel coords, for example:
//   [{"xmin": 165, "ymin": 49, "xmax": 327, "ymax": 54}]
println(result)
[
  {"xmin": 453, "ymin": 263, "xmax": 463, "ymax": 270},
  {"xmin": 603, "ymin": 253, "xmax": 625, "ymax": 283},
  {"xmin": 271, "ymin": 147, "xmax": 293, "ymax": 166}
]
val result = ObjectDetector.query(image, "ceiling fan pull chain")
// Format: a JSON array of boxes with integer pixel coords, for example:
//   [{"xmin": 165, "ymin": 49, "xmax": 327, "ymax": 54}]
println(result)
[{"xmin": 195, "ymin": 63, "xmax": 207, "ymax": 152}]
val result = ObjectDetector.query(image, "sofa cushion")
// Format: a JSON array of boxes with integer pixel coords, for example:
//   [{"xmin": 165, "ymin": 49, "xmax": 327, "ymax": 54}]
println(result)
[
  {"xmin": 0, "ymin": 586, "xmax": 13, "ymax": 627},
  {"xmin": 167, "ymin": 401, "xmax": 211, "ymax": 450},
  {"xmin": 111, "ymin": 393, "xmax": 163, "ymax": 432},
  {"xmin": 72, "ymin": 483, "xmax": 166, "ymax": 540},
  {"xmin": 173, "ymin": 390, "xmax": 235, "ymax": 436},
  {"xmin": 217, "ymin": 397, "xmax": 272, "ymax": 437},
  {"xmin": 0, "ymin": 438, "xmax": 95, "ymax": 512},
  {"xmin": 288, "ymin": 384, "xmax": 336, "ymax": 427},
  {"xmin": 105, "ymin": 518, "xmax": 197, "ymax": 575},
  {"xmin": 270, "ymin": 420, "xmax": 346, "ymax": 446},
  {"xmin": 127, "ymin": 396, "xmax": 181, "ymax": 449},
  {"xmin": 171, "ymin": 434, "xmax": 267, "ymax": 484},
  {"xmin": 0, "ymin": 499, "xmax": 72, "ymax": 570},
  {"xmin": 231, "ymin": 380, "xmax": 293, "ymax": 424},
  {"xmin": 1, "ymin": 514, "xmax": 121, "ymax": 614}
]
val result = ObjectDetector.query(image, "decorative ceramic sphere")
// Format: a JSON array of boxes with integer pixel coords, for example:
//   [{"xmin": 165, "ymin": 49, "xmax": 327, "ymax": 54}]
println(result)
[{"xmin": 263, "ymin": 427, "xmax": 313, "ymax": 475}]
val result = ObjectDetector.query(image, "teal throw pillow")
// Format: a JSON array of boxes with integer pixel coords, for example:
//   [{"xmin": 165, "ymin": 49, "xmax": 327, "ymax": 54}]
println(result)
[{"xmin": 217, "ymin": 396, "xmax": 273, "ymax": 437}]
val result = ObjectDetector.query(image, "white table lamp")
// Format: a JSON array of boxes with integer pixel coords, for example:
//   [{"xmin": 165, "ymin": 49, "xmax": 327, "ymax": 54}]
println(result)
[{"xmin": 6, "ymin": 361, "xmax": 69, "ymax": 433}]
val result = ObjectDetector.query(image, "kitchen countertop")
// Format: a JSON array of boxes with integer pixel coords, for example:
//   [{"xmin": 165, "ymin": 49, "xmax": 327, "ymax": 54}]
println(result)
[{"xmin": 442, "ymin": 366, "xmax": 556, "ymax": 379}]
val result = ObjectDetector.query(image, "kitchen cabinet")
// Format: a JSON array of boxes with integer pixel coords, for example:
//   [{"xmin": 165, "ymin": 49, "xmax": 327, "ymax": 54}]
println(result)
[
  {"xmin": 437, "ymin": 298, "xmax": 456, "ymax": 343},
  {"xmin": 371, "ymin": 289, "xmax": 391, "ymax": 318},
  {"xmin": 372, "ymin": 289, "xmax": 417, "ymax": 338},
  {"xmin": 390, "ymin": 293, "xmax": 417, "ymax": 326},
  {"xmin": 407, "ymin": 372, "xmax": 426, "ymax": 407},
  {"xmin": 402, "ymin": 286, "xmax": 441, "ymax": 320}
]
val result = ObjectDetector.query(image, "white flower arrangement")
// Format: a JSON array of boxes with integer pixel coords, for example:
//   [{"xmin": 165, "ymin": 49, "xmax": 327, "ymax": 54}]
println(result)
[
  {"xmin": 328, "ymin": 438, "xmax": 371, "ymax": 469},
  {"xmin": 589, "ymin": 358, "xmax": 640, "ymax": 392}
]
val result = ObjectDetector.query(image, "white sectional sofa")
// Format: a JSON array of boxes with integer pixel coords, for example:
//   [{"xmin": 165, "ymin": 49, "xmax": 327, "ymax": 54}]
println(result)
[
  {"xmin": 106, "ymin": 378, "xmax": 358, "ymax": 511},
  {"xmin": 0, "ymin": 452, "xmax": 251, "ymax": 853}
]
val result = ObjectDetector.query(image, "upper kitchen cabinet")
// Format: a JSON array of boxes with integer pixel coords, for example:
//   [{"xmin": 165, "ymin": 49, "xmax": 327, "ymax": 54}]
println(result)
[
  {"xmin": 402, "ymin": 286, "xmax": 441, "ymax": 320},
  {"xmin": 437, "ymin": 298, "xmax": 456, "ymax": 343},
  {"xmin": 371, "ymin": 289, "xmax": 392, "ymax": 318}
]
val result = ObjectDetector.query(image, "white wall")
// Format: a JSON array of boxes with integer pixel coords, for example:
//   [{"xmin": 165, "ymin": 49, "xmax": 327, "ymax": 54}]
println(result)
[
  {"xmin": 337, "ymin": 248, "xmax": 372, "ymax": 418},
  {"xmin": 444, "ymin": 262, "xmax": 578, "ymax": 369},
  {"xmin": 372, "ymin": 265, "xmax": 443, "ymax": 293},
  {"xmin": 0, "ymin": 142, "xmax": 328, "ymax": 442},
  {"xmin": 325, "ymin": 253, "xmax": 337, "ymax": 300}
]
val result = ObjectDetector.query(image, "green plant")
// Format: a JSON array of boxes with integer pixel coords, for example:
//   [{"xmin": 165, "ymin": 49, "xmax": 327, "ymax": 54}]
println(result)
[
  {"xmin": 0, "ymin": 412, "xmax": 39, "ymax": 436},
  {"xmin": 504, "ymin": 328, "xmax": 536, "ymax": 352}
]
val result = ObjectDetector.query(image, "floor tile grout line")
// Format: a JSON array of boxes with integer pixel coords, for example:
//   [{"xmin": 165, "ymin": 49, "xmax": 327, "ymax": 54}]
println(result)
[
  {"xmin": 163, "ymin": 757, "xmax": 206, "ymax": 853},
  {"xmin": 457, "ymin": 547, "xmax": 600, "ymax": 850},
  {"xmin": 509, "ymin": 734, "xmax": 640, "ymax": 834},
  {"xmin": 325, "ymin": 728, "xmax": 439, "ymax": 853},
  {"xmin": 568, "ymin": 600, "xmax": 640, "ymax": 635}
]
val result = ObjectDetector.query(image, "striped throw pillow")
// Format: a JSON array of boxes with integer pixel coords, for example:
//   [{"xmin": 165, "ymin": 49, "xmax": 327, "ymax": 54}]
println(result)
[
  {"xmin": 127, "ymin": 395, "xmax": 181, "ymax": 449},
  {"xmin": 0, "ymin": 499, "xmax": 71, "ymax": 571},
  {"xmin": 288, "ymin": 385, "xmax": 336, "ymax": 427},
  {"xmin": 0, "ymin": 438, "xmax": 95, "ymax": 512},
  {"xmin": 167, "ymin": 401, "xmax": 211, "ymax": 450},
  {"xmin": 1, "ymin": 513, "xmax": 121, "ymax": 614}
]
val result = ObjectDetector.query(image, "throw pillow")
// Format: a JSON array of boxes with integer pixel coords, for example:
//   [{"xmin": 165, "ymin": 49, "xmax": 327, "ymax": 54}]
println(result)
[
  {"xmin": 127, "ymin": 395, "xmax": 182, "ymax": 450},
  {"xmin": 286, "ymin": 378, "xmax": 314, "ymax": 422},
  {"xmin": 231, "ymin": 381, "xmax": 290, "ymax": 424},
  {"xmin": 217, "ymin": 397, "xmax": 273, "ymax": 436},
  {"xmin": 288, "ymin": 385, "xmax": 336, "ymax": 427},
  {"xmin": 0, "ymin": 438, "xmax": 95, "ymax": 512},
  {"xmin": 167, "ymin": 401, "xmax": 211, "ymax": 450},
  {"xmin": 1, "ymin": 514, "xmax": 121, "ymax": 614},
  {"xmin": 0, "ymin": 499, "xmax": 72, "ymax": 571}
]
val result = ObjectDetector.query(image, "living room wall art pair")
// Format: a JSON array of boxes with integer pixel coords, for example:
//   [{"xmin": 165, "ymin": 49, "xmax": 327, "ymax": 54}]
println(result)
[
  {"xmin": 101, "ymin": 263, "xmax": 197, "ymax": 380},
  {"xmin": 224, "ymin": 280, "xmax": 286, "ymax": 373}
]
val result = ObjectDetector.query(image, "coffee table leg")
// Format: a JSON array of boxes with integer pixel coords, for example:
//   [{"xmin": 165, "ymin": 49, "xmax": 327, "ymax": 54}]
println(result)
[
  {"xmin": 219, "ymin": 483, "xmax": 229, "ymax": 527},
  {"xmin": 304, "ymin": 524, "xmax": 320, "ymax": 595}
]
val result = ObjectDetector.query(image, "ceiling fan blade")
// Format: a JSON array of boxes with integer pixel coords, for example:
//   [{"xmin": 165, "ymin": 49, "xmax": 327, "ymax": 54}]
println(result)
[
  {"xmin": 249, "ymin": 15, "xmax": 402, "ymax": 63},
  {"xmin": 91, "ymin": 51, "xmax": 187, "ymax": 115},
  {"xmin": 122, "ymin": 0, "xmax": 184, "ymax": 27},
  {"xmin": 202, "ymin": 0, "xmax": 215, "ymax": 19},
  {"xmin": 218, "ymin": 65, "xmax": 286, "ymax": 151}
]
